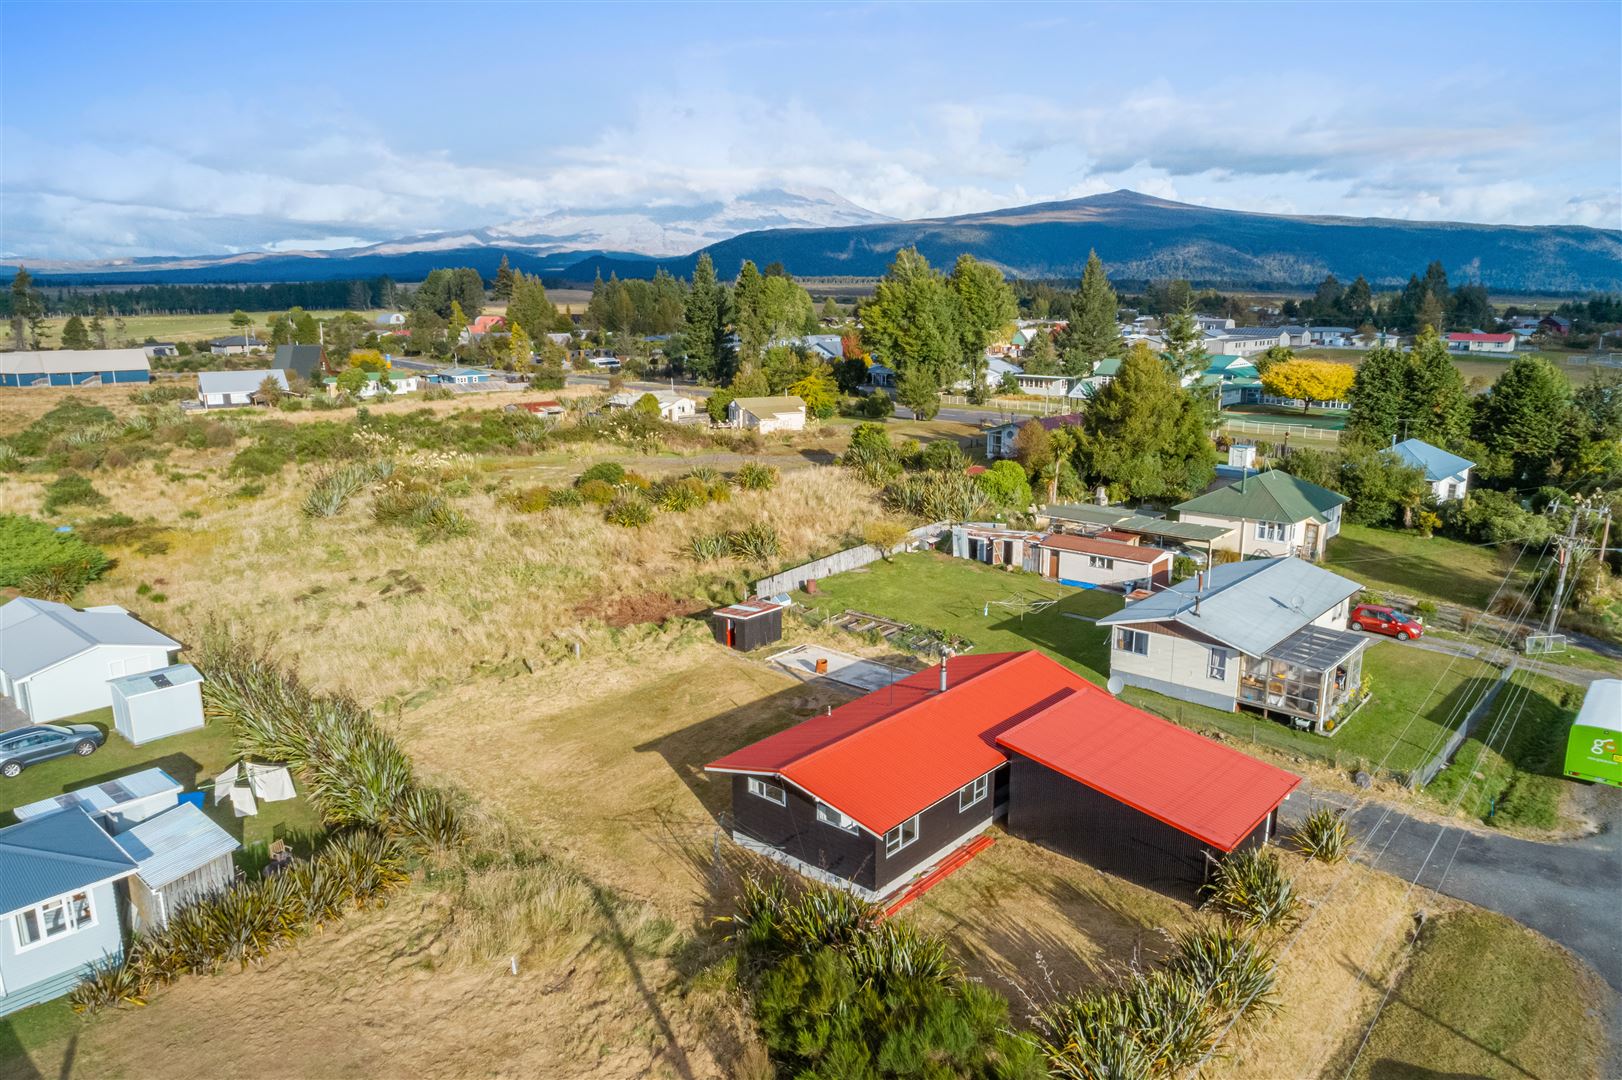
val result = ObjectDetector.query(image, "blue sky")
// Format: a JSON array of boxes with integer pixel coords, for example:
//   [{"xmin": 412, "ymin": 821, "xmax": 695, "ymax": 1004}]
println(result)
[{"xmin": 3, "ymin": 1, "xmax": 1618, "ymax": 259}]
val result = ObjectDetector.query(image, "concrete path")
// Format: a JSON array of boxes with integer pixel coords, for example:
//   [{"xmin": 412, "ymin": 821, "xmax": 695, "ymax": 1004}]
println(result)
[
  {"xmin": 0, "ymin": 696, "xmax": 28, "ymax": 733},
  {"xmin": 1281, "ymin": 783, "xmax": 1622, "ymax": 1071}
]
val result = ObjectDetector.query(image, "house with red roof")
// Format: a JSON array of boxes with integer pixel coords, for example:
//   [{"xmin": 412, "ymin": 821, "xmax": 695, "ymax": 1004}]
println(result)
[
  {"xmin": 1445, "ymin": 331, "xmax": 1515, "ymax": 354},
  {"xmin": 705, "ymin": 651, "xmax": 1298, "ymax": 898},
  {"xmin": 1035, "ymin": 533, "xmax": 1173, "ymax": 589}
]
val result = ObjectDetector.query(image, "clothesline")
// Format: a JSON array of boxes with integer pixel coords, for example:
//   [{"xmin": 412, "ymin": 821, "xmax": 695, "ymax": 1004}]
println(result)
[{"xmin": 212, "ymin": 761, "xmax": 296, "ymax": 817}]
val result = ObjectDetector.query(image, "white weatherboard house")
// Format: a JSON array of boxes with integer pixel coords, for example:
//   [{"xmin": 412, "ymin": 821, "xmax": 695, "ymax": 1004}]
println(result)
[
  {"xmin": 606, "ymin": 388, "xmax": 697, "ymax": 421},
  {"xmin": 1173, "ymin": 470, "xmax": 1348, "ymax": 561},
  {"xmin": 728, "ymin": 395, "xmax": 806, "ymax": 433},
  {"xmin": 0, "ymin": 598, "xmax": 180, "ymax": 722},
  {"xmin": 1384, "ymin": 439, "xmax": 1475, "ymax": 502},
  {"xmin": 1099, "ymin": 557, "xmax": 1369, "ymax": 735},
  {"xmin": 197, "ymin": 368, "xmax": 289, "ymax": 408}
]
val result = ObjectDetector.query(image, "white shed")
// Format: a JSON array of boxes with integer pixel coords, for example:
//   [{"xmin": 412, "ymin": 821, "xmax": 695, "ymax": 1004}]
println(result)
[
  {"xmin": 0, "ymin": 598, "xmax": 180, "ymax": 722},
  {"xmin": 109, "ymin": 664, "xmax": 205, "ymax": 746},
  {"xmin": 113, "ymin": 801, "xmax": 240, "ymax": 932}
]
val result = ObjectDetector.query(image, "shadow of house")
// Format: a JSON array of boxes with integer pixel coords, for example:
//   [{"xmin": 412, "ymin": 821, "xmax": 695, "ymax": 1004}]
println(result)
[
  {"xmin": 0, "ymin": 1017, "xmax": 46, "ymax": 1080},
  {"xmin": 1393, "ymin": 673, "xmax": 1506, "ymax": 779},
  {"xmin": 988, "ymin": 595, "xmax": 1114, "ymax": 675}
]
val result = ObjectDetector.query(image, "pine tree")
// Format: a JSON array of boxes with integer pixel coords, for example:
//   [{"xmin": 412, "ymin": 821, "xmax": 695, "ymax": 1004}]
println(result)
[
  {"xmin": 733, "ymin": 261, "xmax": 768, "ymax": 365},
  {"xmin": 89, "ymin": 311, "xmax": 108, "ymax": 349},
  {"xmin": 60, "ymin": 314, "xmax": 92, "ymax": 350},
  {"xmin": 1403, "ymin": 329, "xmax": 1472, "ymax": 447},
  {"xmin": 1078, "ymin": 342, "xmax": 1214, "ymax": 500},
  {"xmin": 1160, "ymin": 300, "xmax": 1208, "ymax": 379},
  {"xmin": 506, "ymin": 272, "xmax": 555, "ymax": 341},
  {"xmin": 1059, "ymin": 250, "xmax": 1122, "ymax": 375},
  {"xmin": 493, "ymin": 255, "xmax": 516, "ymax": 301},
  {"xmin": 681, "ymin": 254, "xmax": 727, "ymax": 384}
]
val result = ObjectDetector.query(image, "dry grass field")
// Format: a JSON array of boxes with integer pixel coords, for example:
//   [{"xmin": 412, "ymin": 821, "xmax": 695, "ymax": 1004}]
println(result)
[
  {"xmin": 30, "ymin": 311, "xmax": 382, "ymax": 347},
  {"xmin": 0, "ymin": 384, "xmax": 1603, "ymax": 1080}
]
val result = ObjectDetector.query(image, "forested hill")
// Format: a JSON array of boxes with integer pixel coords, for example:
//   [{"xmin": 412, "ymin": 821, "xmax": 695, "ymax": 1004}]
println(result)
[{"xmin": 568, "ymin": 191, "xmax": 1622, "ymax": 294}]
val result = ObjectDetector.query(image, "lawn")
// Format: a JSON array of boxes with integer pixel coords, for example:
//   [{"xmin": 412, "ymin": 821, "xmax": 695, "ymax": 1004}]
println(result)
[
  {"xmin": 1324, "ymin": 522, "xmax": 1519, "ymax": 611},
  {"xmin": 37, "ymin": 310, "xmax": 380, "ymax": 346},
  {"xmin": 1340, "ymin": 910, "xmax": 1605, "ymax": 1080},
  {"xmin": 0, "ymin": 708, "xmax": 324, "ymax": 865},
  {"xmin": 1221, "ymin": 403, "xmax": 1348, "ymax": 429},
  {"xmin": 1424, "ymin": 671, "xmax": 1580, "ymax": 831},
  {"xmin": 798, "ymin": 552, "xmax": 1123, "ymax": 683},
  {"xmin": 1125, "ymin": 643, "xmax": 1502, "ymax": 779}
]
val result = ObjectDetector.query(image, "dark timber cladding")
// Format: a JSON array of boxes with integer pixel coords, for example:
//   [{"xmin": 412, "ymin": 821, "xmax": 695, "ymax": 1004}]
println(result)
[{"xmin": 710, "ymin": 599, "xmax": 784, "ymax": 652}]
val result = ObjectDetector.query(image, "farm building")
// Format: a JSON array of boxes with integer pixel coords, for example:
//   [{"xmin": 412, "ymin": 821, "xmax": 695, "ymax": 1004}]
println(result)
[
  {"xmin": 996, "ymin": 678, "xmax": 1298, "ymax": 890},
  {"xmin": 729, "ymin": 395, "xmax": 806, "ymax": 432},
  {"xmin": 197, "ymin": 368, "xmax": 289, "ymax": 408},
  {"xmin": 710, "ymin": 600, "xmax": 785, "ymax": 652},
  {"xmin": 108, "ymin": 663, "xmax": 205, "ymax": 746},
  {"xmin": 0, "ymin": 598, "xmax": 180, "ymax": 723},
  {"xmin": 1173, "ymin": 469, "xmax": 1348, "ymax": 561},
  {"xmin": 1098, "ymin": 557, "xmax": 1368, "ymax": 734},
  {"xmin": 0, "ymin": 349, "xmax": 151, "ymax": 388},
  {"xmin": 706, "ymin": 651, "xmax": 1298, "ymax": 900},
  {"xmin": 1035, "ymin": 534, "xmax": 1173, "ymax": 590},
  {"xmin": 1384, "ymin": 438, "xmax": 1474, "ymax": 502},
  {"xmin": 0, "ymin": 807, "xmax": 139, "ymax": 1016}
]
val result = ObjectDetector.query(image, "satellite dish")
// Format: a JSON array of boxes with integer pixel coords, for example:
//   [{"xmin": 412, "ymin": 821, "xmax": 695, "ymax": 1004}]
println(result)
[
  {"xmin": 1289, "ymin": 594, "xmax": 1306, "ymax": 614},
  {"xmin": 1106, "ymin": 676, "xmax": 1125, "ymax": 696}
]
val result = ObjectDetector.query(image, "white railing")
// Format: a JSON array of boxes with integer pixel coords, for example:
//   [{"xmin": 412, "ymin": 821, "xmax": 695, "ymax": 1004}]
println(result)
[{"xmin": 1218, "ymin": 418, "xmax": 1342, "ymax": 441}]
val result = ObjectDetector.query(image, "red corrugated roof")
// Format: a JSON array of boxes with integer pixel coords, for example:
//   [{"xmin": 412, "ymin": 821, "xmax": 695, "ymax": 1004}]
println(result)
[
  {"xmin": 1039, "ymin": 534, "xmax": 1171, "ymax": 564},
  {"xmin": 714, "ymin": 599, "xmax": 781, "ymax": 619},
  {"xmin": 995, "ymin": 687, "xmax": 1299, "ymax": 851},
  {"xmin": 1446, "ymin": 332, "xmax": 1513, "ymax": 343},
  {"xmin": 706, "ymin": 652, "xmax": 1078, "ymax": 834}
]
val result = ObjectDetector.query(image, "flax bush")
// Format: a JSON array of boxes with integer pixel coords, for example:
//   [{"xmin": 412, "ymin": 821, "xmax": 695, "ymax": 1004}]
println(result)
[
  {"xmin": 1290, "ymin": 806, "xmax": 1350, "ymax": 864},
  {"xmin": 1203, "ymin": 847, "xmax": 1301, "ymax": 929}
]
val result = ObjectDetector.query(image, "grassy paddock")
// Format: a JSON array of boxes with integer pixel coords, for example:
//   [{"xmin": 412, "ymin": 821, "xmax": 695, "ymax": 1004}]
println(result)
[
  {"xmin": 797, "ymin": 551, "xmax": 1122, "ymax": 682},
  {"xmin": 34, "ymin": 310, "xmax": 381, "ymax": 346},
  {"xmin": 1337, "ymin": 910, "xmax": 1605, "ymax": 1080},
  {"xmin": 1324, "ymin": 523, "xmax": 1522, "ymax": 611}
]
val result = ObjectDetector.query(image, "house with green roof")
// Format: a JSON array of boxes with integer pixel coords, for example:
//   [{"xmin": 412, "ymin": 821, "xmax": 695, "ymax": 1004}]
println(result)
[{"xmin": 1173, "ymin": 469, "xmax": 1348, "ymax": 561}]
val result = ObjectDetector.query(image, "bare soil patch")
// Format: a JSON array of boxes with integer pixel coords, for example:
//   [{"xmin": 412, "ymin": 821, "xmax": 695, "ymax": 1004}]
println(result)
[{"xmin": 576, "ymin": 591, "xmax": 708, "ymax": 628}]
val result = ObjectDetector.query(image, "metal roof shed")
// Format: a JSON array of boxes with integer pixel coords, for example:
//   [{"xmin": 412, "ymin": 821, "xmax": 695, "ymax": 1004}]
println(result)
[
  {"xmin": 711, "ymin": 600, "xmax": 784, "ymax": 652},
  {"xmin": 13, "ymin": 767, "xmax": 183, "ymax": 835},
  {"xmin": 113, "ymin": 802, "xmax": 240, "ymax": 932},
  {"xmin": 108, "ymin": 663, "xmax": 205, "ymax": 746}
]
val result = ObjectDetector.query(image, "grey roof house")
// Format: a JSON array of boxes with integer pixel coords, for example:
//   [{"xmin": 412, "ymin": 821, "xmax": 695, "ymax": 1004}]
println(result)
[
  {"xmin": 197, "ymin": 368, "xmax": 289, "ymax": 408},
  {"xmin": 1384, "ymin": 439, "xmax": 1474, "ymax": 502},
  {"xmin": 1098, "ymin": 557, "xmax": 1369, "ymax": 735},
  {"xmin": 0, "ymin": 598, "xmax": 180, "ymax": 723},
  {"xmin": 273, "ymin": 344, "xmax": 325, "ymax": 379}
]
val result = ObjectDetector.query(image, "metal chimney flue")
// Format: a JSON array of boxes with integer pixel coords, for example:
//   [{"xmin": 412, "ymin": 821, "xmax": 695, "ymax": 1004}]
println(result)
[
  {"xmin": 1195, "ymin": 571, "xmax": 1204, "ymax": 616},
  {"xmin": 939, "ymin": 657, "xmax": 949, "ymax": 693}
]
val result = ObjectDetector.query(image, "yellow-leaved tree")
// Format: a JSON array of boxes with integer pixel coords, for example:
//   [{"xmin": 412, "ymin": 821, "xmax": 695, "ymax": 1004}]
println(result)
[{"xmin": 1260, "ymin": 359, "xmax": 1355, "ymax": 413}]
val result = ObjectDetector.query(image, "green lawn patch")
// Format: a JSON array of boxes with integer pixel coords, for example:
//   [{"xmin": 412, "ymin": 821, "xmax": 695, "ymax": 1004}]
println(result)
[
  {"xmin": 801, "ymin": 552, "xmax": 1121, "ymax": 683},
  {"xmin": 1125, "ymin": 644, "xmax": 1501, "ymax": 779},
  {"xmin": 1324, "ymin": 523, "xmax": 1518, "ymax": 611},
  {"xmin": 1424, "ymin": 671, "xmax": 1580, "ymax": 830},
  {"xmin": 1220, "ymin": 404, "xmax": 1348, "ymax": 429},
  {"xmin": 1341, "ymin": 910, "xmax": 1605, "ymax": 1080},
  {"xmin": 0, "ymin": 709, "xmax": 324, "ymax": 865}
]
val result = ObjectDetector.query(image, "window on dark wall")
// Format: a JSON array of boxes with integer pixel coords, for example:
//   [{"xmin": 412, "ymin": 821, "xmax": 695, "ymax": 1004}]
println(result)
[
  {"xmin": 747, "ymin": 777, "xmax": 786, "ymax": 806},
  {"xmin": 816, "ymin": 803, "xmax": 859, "ymax": 833},
  {"xmin": 958, "ymin": 775, "xmax": 989, "ymax": 811},
  {"xmin": 884, "ymin": 815, "xmax": 919, "ymax": 855}
]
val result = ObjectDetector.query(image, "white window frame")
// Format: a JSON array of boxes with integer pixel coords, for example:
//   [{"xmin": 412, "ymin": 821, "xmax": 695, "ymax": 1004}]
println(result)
[
  {"xmin": 958, "ymin": 775, "xmax": 989, "ymax": 811},
  {"xmin": 746, "ymin": 777, "xmax": 786, "ymax": 806},
  {"xmin": 1255, "ymin": 521, "xmax": 1292, "ymax": 543},
  {"xmin": 884, "ymin": 815, "xmax": 920, "ymax": 856},
  {"xmin": 12, "ymin": 889, "xmax": 97, "ymax": 954},
  {"xmin": 1116, "ymin": 628, "xmax": 1149, "ymax": 656},
  {"xmin": 1208, "ymin": 649, "xmax": 1228, "ymax": 681},
  {"xmin": 815, "ymin": 803, "xmax": 859, "ymax": 833},
  {"xmin": 1088, "ymin": 555, "xmax": 1115, "ymax": 570}
]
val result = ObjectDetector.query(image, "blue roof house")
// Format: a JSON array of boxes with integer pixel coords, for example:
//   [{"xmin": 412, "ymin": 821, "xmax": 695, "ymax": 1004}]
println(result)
[
  {"xmin": 0, "ymin": 807, "xmax": 138, "ymax": 1016},
  {"xmin": 433, "ymin": 366, "xmax": 490, "ymax": 385},
  {"xmin": 1384, "ymin": 439, "xmax": 1475, "ymax": 502}
]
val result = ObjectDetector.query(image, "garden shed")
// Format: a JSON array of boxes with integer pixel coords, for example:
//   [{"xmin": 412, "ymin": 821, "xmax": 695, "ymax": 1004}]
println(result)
[
  {"xmin": 113, "ymin": 801, "xmax": 240, "ymax": 932},
  {"xmin": 711, "ymin": 600, "xmax": 784, "ymax": 652},
  {"xmin": 109, "ymin": 663, "xmax": 205, "ymax": 746}
]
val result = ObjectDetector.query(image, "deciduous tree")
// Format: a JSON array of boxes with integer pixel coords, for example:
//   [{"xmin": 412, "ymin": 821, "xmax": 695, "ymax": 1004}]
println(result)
[{"xmin": 1260, "ymin": 359, "xmax": 1355, "ymax": 412}]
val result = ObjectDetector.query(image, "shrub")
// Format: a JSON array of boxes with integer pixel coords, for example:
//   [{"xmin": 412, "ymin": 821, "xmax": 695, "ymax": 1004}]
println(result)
[
  {"xmin": 727, "ymin": 522, "xmax": 780, "ymax": 563},
  {"xmin": 655, "ymin": 477, "xmax": 709, "ymax": 512},
  {"xmin": 545, "ymin": 485, "xmax": 583, "ymax": 508},
  {"xmin": 733, "ymin": 462, "xmax": 777, "ymax": 491},
  {"xmin": 502, "ymin": 486, "xmax": 552, "ymax": 513},
  {"xmin": 42, "ymin": 472, "xmax": 107, "ymax": 515},
  {"xmin": 1203, "ymin": 847, "xmax": 1300, "ymax": 929},
  {"xmin": 920, "ymin": 438, "xmax": 968, "ymax": 473},
  {"xmin": 229, "ymin": 443, "xmax": 291, "ymax": 477},
  {"xmin": 604, "ymin": 495, "xmax": 655, "ymax": 528},
  {"xmin": 1172, "ymin": 555, "xmax": 1199, "ymax": 581},
  {"xmin": 863, "ymin": 520, "xmax": 910, "ymax": 557},
  {"xmin": 302, "ymin": 462, "xmax": 377, "ymax": 518},
  {"xmin": 1290, "ymin": 807, "xmax": 1349, "ymax": 863},
  {"xmin": 129, "ymin": 383, "xmax": 191, "ymax": 405},
  {"xmin": 0, "ymin": 513, "xmax": 111, "ymax": 590},
  {"xmin": 975, "ymin": 459, "xmax": 1033, "ymax": 514},
  {"xmin": 862, "ymin": 389, "xmax": 895, "ymax": 419},
  {"xmin": 688, "ymin": 531, "xmax": 730, "ymax": 562},
  {"xmin": 577, "ymin": 461, "xmax": 626, "ymax": 487},
  {"xmin": 883, "ymin": 473, "xmax": 991, "ymax": 521},
  {"xmin": 577, "ymin": 478, "xmax": 616, "ymax": 505},
  {"xmin": 706, "ymin": 388, "xmax": 735, "ymax": 424},
  {"xmin": 373, "ymin": 486, "xmax": 471, "ymax": 542}
]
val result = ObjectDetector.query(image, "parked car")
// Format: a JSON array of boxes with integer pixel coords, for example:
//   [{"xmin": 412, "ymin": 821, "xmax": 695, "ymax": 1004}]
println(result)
[
  {"xmin": 0, "ymin": 723, "xmax": 106, "ymax": 778},
  {"xmin": 1349, "ymin": 604, "xmax": 1425, "ymax": 641}
]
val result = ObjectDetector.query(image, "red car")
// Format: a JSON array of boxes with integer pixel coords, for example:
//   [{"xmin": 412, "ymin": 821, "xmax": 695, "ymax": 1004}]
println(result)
[{"xmin": 1349, "ymin": 604, "xmax": 1424, "ymax": 640}]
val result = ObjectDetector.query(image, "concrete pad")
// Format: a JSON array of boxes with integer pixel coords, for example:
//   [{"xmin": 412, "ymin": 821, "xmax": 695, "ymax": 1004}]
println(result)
[{"xmin": 768, "ymin": 644, "xmax": 911, "ymax": 692}]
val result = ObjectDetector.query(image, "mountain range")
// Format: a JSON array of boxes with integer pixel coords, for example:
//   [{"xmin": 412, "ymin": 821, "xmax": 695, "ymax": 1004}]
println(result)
[{"xmin": 11, "ymin": 190, "xmax": 1620, "ymax": 294}]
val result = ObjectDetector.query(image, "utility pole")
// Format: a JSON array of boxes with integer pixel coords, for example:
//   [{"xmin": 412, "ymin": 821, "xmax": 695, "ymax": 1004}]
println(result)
[{"xmin": 1546, "ymin": 510, "xmax": 1578, "ymax": 635}]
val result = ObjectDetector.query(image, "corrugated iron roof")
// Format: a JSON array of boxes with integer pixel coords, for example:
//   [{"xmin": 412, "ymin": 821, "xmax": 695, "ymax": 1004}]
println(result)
[
  {"xmin": 0, "ymin": 349, "xmax": 151, "ymax": 375},
  {"xmin": 714, "ymin": 600, "xmax": 782, "ymax": 619},
  {"xmin": 1174, "ymin": 470, "xmax": 1348, "ymax": 525},
  {"xmin": 13, "ymin": 768, "xmax": 182, "ymax": 824},
  {"xmin": 1386, "ymin": 438, "xmax": 1475, "ymax": 482},
  {"xmin": 114, "ymin": 802, "xmax": 240, "ymax": 890},
  {"xmin": 0, "ymin": 597, "xmax": 179, "ymax": 680},
  {"xmin": 108, "ymin": 662, "xmax": 203, "ymax": 699},
  {"xmin": 0, "ymin": 807, "xmax": 138, "ymax": 916},
  {"xmin": 197, "ymin": 369, "xmax": 289, "ymax": 396},
  {"xmin": 996, "ymin": 687, "xmax": 1299, "ymax": 851},
  {"xmin": 706, "ymin": 652, "xmax": 1080, "ymax": 834}
]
